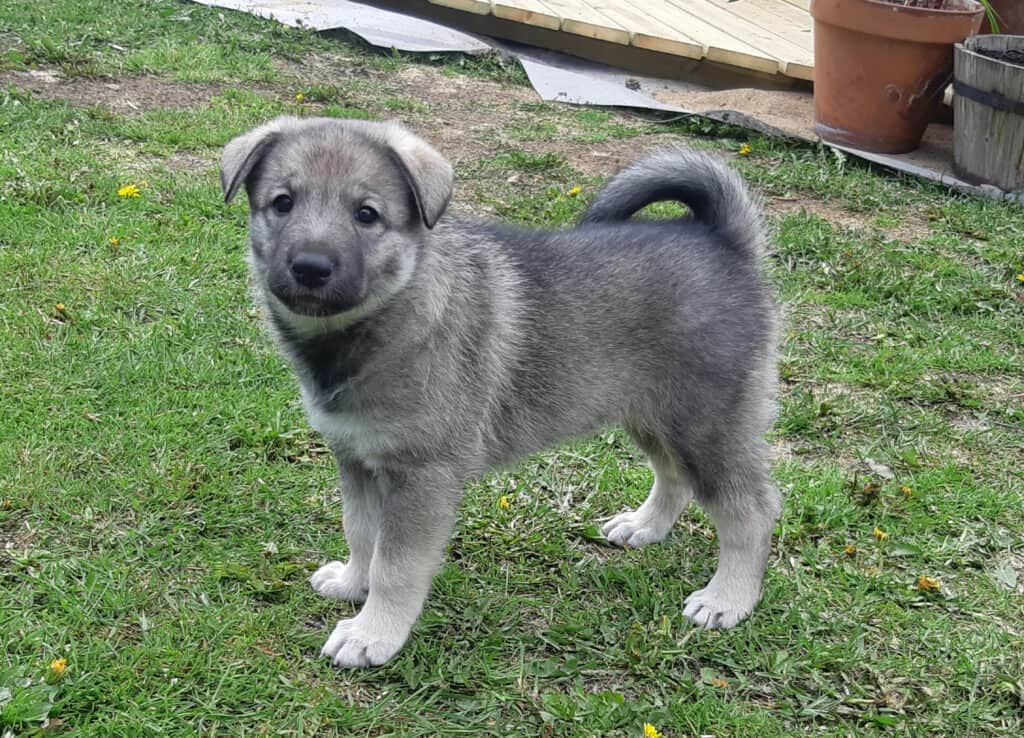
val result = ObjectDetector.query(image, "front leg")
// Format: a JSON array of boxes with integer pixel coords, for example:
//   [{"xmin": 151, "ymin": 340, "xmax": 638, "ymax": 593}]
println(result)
[
  {"xmin": 310, "ymin": 461, "xmax": 380, "ymax": 603},
  {"xmin": 320, "ymin": 465, "xmax": 461, "ymax": 668}
]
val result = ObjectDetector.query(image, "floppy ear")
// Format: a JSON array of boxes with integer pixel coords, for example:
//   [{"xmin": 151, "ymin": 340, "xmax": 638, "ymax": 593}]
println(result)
[
  {"xmin": 221, "ymin": 117, "xmax": 291, "ymax": 203},
  {"xmin": 383, "ymin": 122, "xmax": 453, "ymax": 229}
]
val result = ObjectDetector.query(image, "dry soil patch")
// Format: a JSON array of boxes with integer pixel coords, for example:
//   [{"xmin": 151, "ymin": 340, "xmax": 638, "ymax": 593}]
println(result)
[
  {"xmin": 2, "ymin": 60, "xmax": 934, "ymax": 244},
  {"xmin": 766, "ymin": 196, "xmax": 932, "ymax": 242},
  {"xmin": 0, "ymin": 68, "xmax": 273, "ymax": 112}
]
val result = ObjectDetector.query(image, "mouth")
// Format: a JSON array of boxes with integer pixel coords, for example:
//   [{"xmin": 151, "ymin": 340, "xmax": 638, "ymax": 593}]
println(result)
[
  {"xmin": 268, "ymin": 284, "xmax": 366, "ymax": 318},
  {"xmin": 280, "ymin": 295, "xmax": 339, "ymax": 317},
  {"xmin": 275, "ymin": 293, "xmax": 352, "ymax": 317}
]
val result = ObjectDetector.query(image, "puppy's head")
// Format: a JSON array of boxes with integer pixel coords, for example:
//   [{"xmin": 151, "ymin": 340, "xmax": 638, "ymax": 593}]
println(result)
[{"xmin": 221, "ymin": 116, "xmax": 453, "ymax": 322}]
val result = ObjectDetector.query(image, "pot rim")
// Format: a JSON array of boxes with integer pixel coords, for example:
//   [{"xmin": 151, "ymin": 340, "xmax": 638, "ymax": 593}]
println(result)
[
  {"xmin": 811, "ymin": 0, "xmax": 985, "ymax": 44},
  {"xmin": 813, "ymin": 0, "xmax": 983, "ymax": 18},
  {"xmin": 956, "ymin": 36, "xmax": 1024, "ymax": 72}
]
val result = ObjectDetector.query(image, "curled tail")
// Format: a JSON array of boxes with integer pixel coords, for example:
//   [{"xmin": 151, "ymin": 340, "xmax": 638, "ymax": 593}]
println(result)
[{"xmin": 580, "ymin": 148, "xmax": 764, "ymax": 258}]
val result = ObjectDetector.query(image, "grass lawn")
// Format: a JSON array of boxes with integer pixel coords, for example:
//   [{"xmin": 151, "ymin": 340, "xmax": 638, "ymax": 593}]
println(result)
[{"xmin": 1, "ymin": 1, "xmax": 1022, "ymax": 735}]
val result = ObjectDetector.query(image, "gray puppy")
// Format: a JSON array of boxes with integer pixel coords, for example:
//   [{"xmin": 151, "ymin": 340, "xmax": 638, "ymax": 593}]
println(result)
[{"xmin": 221, "ymin": 116, "xmax": 780, "ymax": 668}]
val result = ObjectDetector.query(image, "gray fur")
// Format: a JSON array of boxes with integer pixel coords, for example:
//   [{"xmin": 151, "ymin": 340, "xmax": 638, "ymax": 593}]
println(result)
[{"xmin": 222, "ymin": 117, "xmax": 781, "ymax": 668}]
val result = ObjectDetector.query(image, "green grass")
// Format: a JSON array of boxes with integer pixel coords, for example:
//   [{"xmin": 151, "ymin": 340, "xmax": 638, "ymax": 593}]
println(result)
[
  {"xmin": 1, "ymin": 1, "xmax": 1023, "ymax": 736},
  {"xmin": 0, "ymin": 0, "xmax": 325, "ymax": 81}
]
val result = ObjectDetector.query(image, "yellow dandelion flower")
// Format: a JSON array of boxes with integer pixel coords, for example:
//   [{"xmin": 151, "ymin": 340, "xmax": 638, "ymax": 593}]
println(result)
[
  {"xmin": 295, "ymin": 92, "xmax": 305, "ymax": 103},
  {"xmin": 844, "ymin": 544, "xmax": 857, "ymax": 556},
  {"xmin": 873, "ymin": 526, "xmax": 889, "ymax": 541},
  {"xmin": 109, "ymin": 237, "xmax": 120, "ymax": 247},
  {"xmin": 900, "ymin": 485, "xmax": 912, "ymax": 497},
  {"xmin": 643, "ymin": 724, "xmax": 663, "ymax": 738},
  {"xmin": 738, "ymin": 143, "xmax": 752, "ymax": 155},
  {"xmin": 498, "ymin": 495, "xmax": 511, "ymax": 510},
  {"xmin": 567, "ymin": 185, "xmax": 582, "ymax": 197},
  {"xmin": 916, "ymin": 575, "xmax": 940, "ymax": 592},
  {"xmin": 48, "ymin": 658, "xmax": 68, "ymax": 680},
  {"xmin": 1016, "ymin": 273, "xmax": 1024, "ymax": 283},
  {"xmin": 117, "ymin": 184, "xmax": 140, "ymax": 198},
  {"xmin": 55, "ymin": 303, "xmax": 66, "ymax": 312}
]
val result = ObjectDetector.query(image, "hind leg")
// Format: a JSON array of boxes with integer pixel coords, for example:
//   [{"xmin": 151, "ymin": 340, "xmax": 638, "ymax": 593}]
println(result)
[
  {"xmin": 683, "ymin": 456, "xmax": 780, "ymax": 629},
  {"xmin": 602, "ymin": 441, "xmax": 693, "ymax": 549}
]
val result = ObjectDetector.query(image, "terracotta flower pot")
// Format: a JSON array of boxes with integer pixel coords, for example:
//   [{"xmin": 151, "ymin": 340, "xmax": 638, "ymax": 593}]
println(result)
[{"xmin": 810, "ymin": 0, "xmax": 985, "ymax": 153}]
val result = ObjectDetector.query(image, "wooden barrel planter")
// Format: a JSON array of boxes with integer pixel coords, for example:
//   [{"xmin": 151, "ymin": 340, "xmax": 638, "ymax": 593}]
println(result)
[{"xmin": 953, "ymin": 35, "xmax": 1024, "ymax": 191}]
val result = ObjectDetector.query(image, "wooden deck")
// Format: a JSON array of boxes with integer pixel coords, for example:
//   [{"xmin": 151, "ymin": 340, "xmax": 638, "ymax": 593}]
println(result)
[{"xmin": 428, "ymin": 0, "xmax": 814, "ymax": 81}]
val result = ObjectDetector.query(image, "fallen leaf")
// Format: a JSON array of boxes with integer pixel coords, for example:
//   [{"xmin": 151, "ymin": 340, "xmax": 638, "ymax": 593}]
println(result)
[
  {"xmin": 865, "ymin": 458, "xmax": 894, "ymax": 480},
  {"xmin": 992, "ymin": 561, "xmax": 1020, "ymax": 592}
]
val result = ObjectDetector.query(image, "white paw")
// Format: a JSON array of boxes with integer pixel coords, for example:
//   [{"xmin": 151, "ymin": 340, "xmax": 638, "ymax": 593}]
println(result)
[
  {"xmin": 682, "ymin": 584, "xmax": 759, "ymax": 630},
  {"xmin": 320, "ymin": 617, "xmax": 407, "ymax": 668},
  {"xmin": 309, "ymin": 561, "xmax": 368, "ymax": 603},
  {"xmin": 601, "ymin": 509, "xmax": 673, "ymax": 548}
]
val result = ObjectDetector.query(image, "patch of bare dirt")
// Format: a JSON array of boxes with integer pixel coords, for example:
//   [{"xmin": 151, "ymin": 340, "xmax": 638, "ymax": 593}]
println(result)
[
  {"xmin": 972, "ymin": 376, "xmax": 1024, "ymax": 406},
  {"xmin": 160, "ymin": 150, "xmax": 216, "ymax": 172},
  {"xmin": 382, "ymin": 65, "xmax": 541, "ymax": 168},
  {"xmin": 2, "ymin": 56, "xmax": 936, "ymax": 243},
  {"xmin": 1, "ymin": 517, "xmax": 32, "ymax": 559},
  {"xmin": 275, "ymin": 54, "xmax": 541, "ymax": 166},
  {"xmin": 766, "ymin": 195, "xmax": 933, "ymax": 242},
  {"xmin": 277, "ymin": 54, "xmax": 660, "ymax": 179},
  {"xmin": 0, "ymin": 68, "xmax": 279, "ymax": 113},
  {"xmin": 521, "ymin": 134, "xmax": 673, "ymax": 179},
  {"xmin": 653, "ymin": 87, "xmax": 816, "ymax": 141}
]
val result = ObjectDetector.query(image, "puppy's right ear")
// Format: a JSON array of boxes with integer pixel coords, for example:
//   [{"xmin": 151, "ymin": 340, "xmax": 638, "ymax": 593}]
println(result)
[
  {"xmin": 381, "ymin": 122, "xmax": 453, "ymax": 229},
  {"xmin": 221, "ymin": 118, "xmax": 289, "ymax": 203}
]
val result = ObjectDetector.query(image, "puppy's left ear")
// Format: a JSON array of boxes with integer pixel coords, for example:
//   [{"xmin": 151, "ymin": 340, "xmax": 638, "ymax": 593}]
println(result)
[
  {"xmin": 384, "ymin": 123, "xmax": 453, "ymax": 229},
  {"xmin": 221, "ymin": 117, "xmax": 294, "ymax": 203}
]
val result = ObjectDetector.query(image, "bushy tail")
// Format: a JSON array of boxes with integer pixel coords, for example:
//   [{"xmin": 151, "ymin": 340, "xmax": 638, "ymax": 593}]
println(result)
[{"xmin": 579, "ymin": 148, "xmax": 764, "ymax": 258}]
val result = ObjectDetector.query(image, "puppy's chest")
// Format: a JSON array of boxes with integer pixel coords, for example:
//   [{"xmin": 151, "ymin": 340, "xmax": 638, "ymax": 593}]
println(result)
[
  {"xmin": 285, "ymin": 324, "xmax": 374, "ymax": 392},
  {"xmin": 285, "ymin": 326, "xmax": 395, "ymax": 464},
  {"xmin": 304, "ymin": 397, "xmax": 392, "ymax": 464},
  {"xmin": 300, "ymin": 368, "xmax": 413, "ymax": 467}
]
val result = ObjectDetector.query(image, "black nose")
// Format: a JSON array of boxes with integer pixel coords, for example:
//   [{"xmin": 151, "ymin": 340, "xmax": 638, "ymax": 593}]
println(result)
[{"xmin": 290, "ymin": 252, "xmax": 334, "ymax": 288}]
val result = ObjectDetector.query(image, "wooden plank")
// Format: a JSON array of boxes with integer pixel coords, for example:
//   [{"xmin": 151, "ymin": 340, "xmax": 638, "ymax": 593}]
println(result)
[
  {"xmin": 624, "ymin": 0, "xmax": 779, "ymax": 74},
  {"xmin": 537, "ymin": 0, "xmax": 631, "ymax": 45},
  {"xmin": 424, "ymin": 0, "xmax": 815, "ymax": 80},
  {"xmin": 666, "ymin": 0, "xmax": 812, "ymax": 60},
  {"xmin": 492, "ymin": 1, "xmax": 562, "ymax": 31},
  {"xmin": 589, "ymin": 2, "xmax": 704, "ymax": 59},
  {"xmin": 712, "ymin": 0, "xmax": 815, "ymax": 79},
  {"xmin": 714, "ymin": 0, "xmax": 814, "ymax": 47},
  {"xmin": 663, "ymin": 0, "xmax": 812, "ymax": 77},
  {"xmin": 428, "ymin": 0, "xmax": 491, "ymax": 15},
  {"xmin": 780, "ymin": 61, "xmax": 813, "ymax": 82}
]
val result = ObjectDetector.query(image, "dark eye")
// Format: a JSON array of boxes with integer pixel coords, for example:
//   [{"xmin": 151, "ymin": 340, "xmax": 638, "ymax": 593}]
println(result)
[
  {"xmin": 272, "ymin": 194, "xmax": 293, "ymax": 214},
  {"xmin": 356, "ymin": 206, "xmax": 379, "ymax": 224}
]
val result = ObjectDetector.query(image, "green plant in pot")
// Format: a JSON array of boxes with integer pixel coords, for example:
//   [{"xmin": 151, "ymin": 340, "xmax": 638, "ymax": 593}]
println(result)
[
  {"xmin": 810, "ymin": 0, "xmax": 987, "ymax": 154},
  {"xmin": 981, "ymin": 0, "xmax": 1021, "ymax": 34}
]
